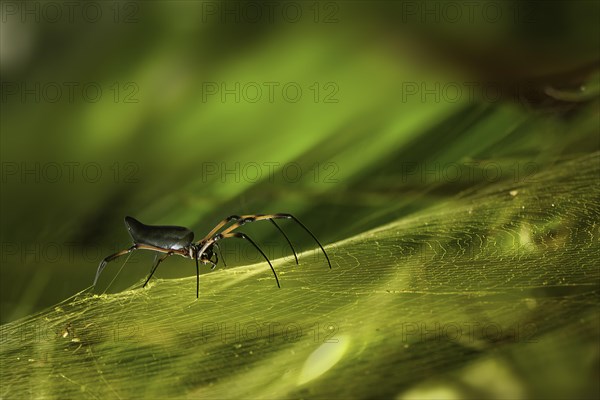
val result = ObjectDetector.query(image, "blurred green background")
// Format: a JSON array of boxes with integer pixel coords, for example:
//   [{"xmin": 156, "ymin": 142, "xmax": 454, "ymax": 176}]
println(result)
[{"xmin": 1, "ymin": 1, "xmax": 599, "ymax": 399}]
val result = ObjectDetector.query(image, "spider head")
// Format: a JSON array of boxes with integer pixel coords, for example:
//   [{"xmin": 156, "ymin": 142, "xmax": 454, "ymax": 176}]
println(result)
[
  {"xmin": 188, "ymin": 243, "xmax": 213, "ymax": 262},
  {"xmin": 201, "ymin": 246, "xmax": 214, "ymax": 261}
]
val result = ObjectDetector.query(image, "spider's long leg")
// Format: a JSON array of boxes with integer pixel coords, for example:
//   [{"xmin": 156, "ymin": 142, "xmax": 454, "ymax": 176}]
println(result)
[
  {"xmin": 273, "ymin": 214, "xmax": 331, "ymax": 269},
  {"xmin": 269, "ymin": 219, "xmax": 299, "ymax": 265},
  {"xmin": 199, "ymin": 216, "xmax": 298, "ymax": 264},
  {"xmin": 218, "ymin": 215, "xmax": 275, "ymax": 235},
  {"xmin": 219, "ymin": 232, "xmax": 280, "ymax": 288},
  {"xmin": 200, "ymin": 215, "xmax": 241, "ymax": 242},
  {"xmin": 211, "ymin": 215, "xmax": 298, "ymax": 264},
  {"xmin": 220, "ymin": 214, "xmax": 331, "ymax": 269},
  {"xmin": 200, "ymin": 213, "xmax": 329, "ymax": 270},
  {"xmin": 142, "ymin": 252, "xmax": 172, "ymax": 288},
  {"xmin": 94, "ymin": 245, "xmax": 138, "ymax": 287}
]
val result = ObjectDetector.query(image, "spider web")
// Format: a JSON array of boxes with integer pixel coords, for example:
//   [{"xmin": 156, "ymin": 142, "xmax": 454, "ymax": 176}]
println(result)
[{"xmin": 1, "ymin": 153, "xmax": 598, "ymax": 399}]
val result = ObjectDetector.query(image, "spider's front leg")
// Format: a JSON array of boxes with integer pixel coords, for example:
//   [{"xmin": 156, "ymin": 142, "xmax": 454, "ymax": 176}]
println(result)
[
  {"xmin": 220, "ymin": 213, "xmax": 331, "ymax": 269},
  {"xmin": 200, "ymin": 215, "xmax": 242, "ymax": 242},
  {"xmin": 202, "ymin": 214, "xmax": 299, "ymax": 264}
]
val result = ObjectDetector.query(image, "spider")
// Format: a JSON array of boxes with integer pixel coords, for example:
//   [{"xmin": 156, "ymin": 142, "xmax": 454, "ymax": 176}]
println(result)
[{"xmin": 93, "ymin": 213, "xmax": 331, "ymax": 297}]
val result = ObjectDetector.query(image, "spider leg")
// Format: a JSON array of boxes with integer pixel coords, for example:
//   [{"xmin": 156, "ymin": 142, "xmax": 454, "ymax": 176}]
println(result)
[
  {"xmin": 268, "ymin": 219, "xmax": 299, "ymax": 264},
  {"xmin": 200, "ymin": 215, "xmax": 241, "ymax": 242},
  {"xmin": 199, "ymin": 215, "xmax": 298, "ymax": 264},
  {"xmin": 195, "ymin": 256, "xmax": 199, "ymax": 298},
  {"xmin": 142, "ymin": 252, "xmax": 173, "ymax": 288},
  {"xmin": 273, "ymin": 213, "xmax": 331, "ymax": 269},
  {"xmin": 94, "ymin": 244, "xmax": 186, "ymax": 287},
  {"xmin": 191, "ymin": 256, "xmax": 218, "ymax": 298},
  {"xmin": 217, "ymin": 232, "xmax": 280, "ymax": 288},
  {"xmin": 94, "ymin": 245, "xmax": 138, "ymax": 287},
  {"xmin": 210, "ymin": 215, "xmax": 298, "ymax": 264},
  {"xmin": 196, "ymin": 258, "xmax": 217, "ymax": 298},
  {"xmin": 220, "ymin": 214, "xmax": 331, "ymax": 269}
]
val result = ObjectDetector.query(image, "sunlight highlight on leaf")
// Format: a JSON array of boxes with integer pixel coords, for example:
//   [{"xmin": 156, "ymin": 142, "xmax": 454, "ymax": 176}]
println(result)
[{"xmin": 297, "ymin": 335, "xmax": 349, "ymax": 386}]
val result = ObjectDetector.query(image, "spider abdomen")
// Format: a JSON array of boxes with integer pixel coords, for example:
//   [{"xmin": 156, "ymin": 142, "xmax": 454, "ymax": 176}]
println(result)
[{"xmin": 124, "ymin": 216, "xmax": 194, "ymax": 250}]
